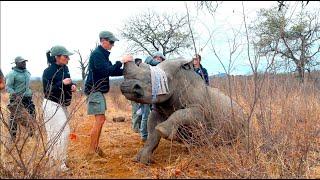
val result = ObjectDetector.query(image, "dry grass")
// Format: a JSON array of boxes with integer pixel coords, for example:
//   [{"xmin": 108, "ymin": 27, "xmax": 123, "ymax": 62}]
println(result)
[{"xmin": 0, "ymin": 74, "xmax": 320, "ymax": 178}]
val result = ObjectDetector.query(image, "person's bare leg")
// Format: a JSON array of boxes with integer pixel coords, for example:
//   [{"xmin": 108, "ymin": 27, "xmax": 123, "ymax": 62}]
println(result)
[{"xmin": 89, "ymin": 114, "xmax": 105, "ymax": 153}]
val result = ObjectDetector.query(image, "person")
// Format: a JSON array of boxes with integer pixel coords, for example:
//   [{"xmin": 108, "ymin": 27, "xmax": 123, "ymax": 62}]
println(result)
[
  {"xmin": 131, "ymin": 58, "xmax": 142, "ymax": 133},
  {"xmin": 6, "ymin": 56, "xmax": 36, "ymax": 141},
  {"xmin": 192, "ymin": 54, "xmax": 209, "ymax": 85},
  {"xmin": 137, "ymin": 102, "xmax": 151, "ymax": 142},
  {"xmin": 145, "ymin": 51, "xmax": 166, "ymax": 66},
  {"xmin": 138, "ymin": 51, "xmax": 166, "ymax": 142},
  {"xmin": 84, "ymin": 30, "xmax": 133, "ymax": 158},
  {"xmin": 42, "ymin": 45, "xmax": 77, "ymax": 172},
  {"xmin": 0, "ymin": 69, "xmax": 5, "ymax": 90}
]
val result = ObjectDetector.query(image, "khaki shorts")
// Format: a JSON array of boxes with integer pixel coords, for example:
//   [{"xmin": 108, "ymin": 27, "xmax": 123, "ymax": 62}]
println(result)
[{"xmin": 87, "ymin": 92, "xmax": 106, "ymax": 115}]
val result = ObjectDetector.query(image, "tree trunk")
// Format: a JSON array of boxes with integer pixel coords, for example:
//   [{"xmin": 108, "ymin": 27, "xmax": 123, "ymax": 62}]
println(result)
[
  {"xmin": 82, "ymin": 70, "xmax": 85, "ymax": 81},
  {"xmin": 296, "ymin": 65, "xmax": 305, "ymax": 83}
]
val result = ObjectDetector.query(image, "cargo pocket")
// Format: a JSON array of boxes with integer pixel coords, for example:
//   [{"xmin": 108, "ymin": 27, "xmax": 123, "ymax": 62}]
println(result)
[{"xmin": 88, "ymin": 93, "xmax": 103, "ymax": 115}]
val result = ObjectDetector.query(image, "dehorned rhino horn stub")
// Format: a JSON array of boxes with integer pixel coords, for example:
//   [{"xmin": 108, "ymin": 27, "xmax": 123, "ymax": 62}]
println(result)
[{"xmin": 123, "ymin": 61, "xmax": 140, "ymax": 79}]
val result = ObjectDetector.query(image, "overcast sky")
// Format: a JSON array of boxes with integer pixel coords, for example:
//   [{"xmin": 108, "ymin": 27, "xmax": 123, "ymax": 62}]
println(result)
[{"xmin": 1, "ymin": 1, "xmax": 280, "ymax": 80}]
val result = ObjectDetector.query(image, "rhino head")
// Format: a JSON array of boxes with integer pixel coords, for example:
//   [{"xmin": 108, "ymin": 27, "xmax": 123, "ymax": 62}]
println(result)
[{"xmin": 120, "ymin": 57, "xmax": 192, "ymax": 104}]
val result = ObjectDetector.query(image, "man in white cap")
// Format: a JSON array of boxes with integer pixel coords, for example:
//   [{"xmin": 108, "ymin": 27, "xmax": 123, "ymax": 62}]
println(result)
[{"xmin": 6, "ymin": 56, "xmax": 35, "ymax": 142}]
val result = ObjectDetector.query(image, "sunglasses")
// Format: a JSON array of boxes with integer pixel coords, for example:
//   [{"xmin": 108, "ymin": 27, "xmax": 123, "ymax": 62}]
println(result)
[
  {"xmin": 109, "ymin": 40, "xmax": 115, "ymax": 45},
  {"xmin": 62, "ymin": 55, "xmax": 70, "ymax": 59}
]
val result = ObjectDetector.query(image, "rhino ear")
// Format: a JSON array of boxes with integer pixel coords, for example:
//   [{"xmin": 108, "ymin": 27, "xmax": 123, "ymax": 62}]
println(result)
[
  {"xmin": 159, "ymin": 57, "xmax": 193, "ymax": 78},
  {"xmin": 181, "ymin": 60, "xmax": 193, "ymax": 70}
]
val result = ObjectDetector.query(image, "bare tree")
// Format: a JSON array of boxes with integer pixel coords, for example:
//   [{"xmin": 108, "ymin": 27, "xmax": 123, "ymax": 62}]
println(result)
[
  {"xmin": 120, "ymin": 9, "xmax": 192, "ymax": 57},
  {"xmin": 74, "ymin": 43, "xmax": 98, "ymax": 82},
  {"xmin": 74, "ymin": 49, "xmax": 88, "ymax": 82},
  {"xmin": 196, "ymin": 1, "xmax": 222, "ymax": 15},
  {"xmin": 252, "ymin": 5, "xmax": 320, "ymax": 82},
  {"xmin": 277, "ymin": 1, "xmax": 310, "ymax": 11}
]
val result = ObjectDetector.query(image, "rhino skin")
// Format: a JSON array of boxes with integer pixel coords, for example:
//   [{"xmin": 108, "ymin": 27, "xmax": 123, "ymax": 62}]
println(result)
[{"xmin": 120, "ymin": 58, "xmax": 246, "ymax": 165}]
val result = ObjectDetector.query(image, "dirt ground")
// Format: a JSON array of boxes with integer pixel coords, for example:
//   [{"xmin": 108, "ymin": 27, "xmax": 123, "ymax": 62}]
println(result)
[
  {"xmin": 66, "ymin": 116, "xmax": 188, "ymax": 178},
  {"xmin": 56, "ymin": 94, "xmax": 214, "ymax": 178}
]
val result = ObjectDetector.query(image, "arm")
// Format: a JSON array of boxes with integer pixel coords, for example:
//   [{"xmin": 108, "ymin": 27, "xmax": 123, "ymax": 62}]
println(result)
[
  {"xmin": 92, "ymin": 53, "xmax": 123, "ymax": 77},
  {"xmin": 109, "ymin": 61, "xmax": 123, "ymax": 76},
  {"xmin": 203, "ymin": 68, "xmax": 209, "ymax": 85},
  {"xmin": 5, "ymin": 72, "xmax": 15, "ymax": 94},
  {"xmin": 42, "ymin": 69, "xmax": 63, "ymax": 95},
  {"xmin": 63, "ymin": 66, "xmax": 74, "ymax": 90},
  {"xmin": 65, "ymin": 66, "xmax": 77, "ymax": 92}
]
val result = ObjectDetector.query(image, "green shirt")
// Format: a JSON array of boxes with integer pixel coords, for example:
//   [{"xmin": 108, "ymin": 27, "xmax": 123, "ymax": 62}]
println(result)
[{"xmin": 6, "ymin": 67, "xmax": 32, "ymax": 97}]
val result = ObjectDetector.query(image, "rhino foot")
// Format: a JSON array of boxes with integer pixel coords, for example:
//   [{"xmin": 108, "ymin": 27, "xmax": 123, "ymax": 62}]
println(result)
[{"xmin": 134, "ymin": 149, "xmax": 154, "ymax": 165}]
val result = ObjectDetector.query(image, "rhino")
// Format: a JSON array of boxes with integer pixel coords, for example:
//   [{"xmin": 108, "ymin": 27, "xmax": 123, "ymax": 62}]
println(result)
[{"xmin": 120, "ymin": 58, "xmax": 246, "ymax": 164}]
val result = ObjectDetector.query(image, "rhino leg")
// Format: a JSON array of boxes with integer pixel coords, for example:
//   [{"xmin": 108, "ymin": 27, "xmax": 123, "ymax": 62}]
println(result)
[
  {"xmin": 135, "ymin": 110, "xmax": 165, "ymax": 165},
  {"xmin": 155, "ymin": 107, "xmax": 204, "ymax": 140}
]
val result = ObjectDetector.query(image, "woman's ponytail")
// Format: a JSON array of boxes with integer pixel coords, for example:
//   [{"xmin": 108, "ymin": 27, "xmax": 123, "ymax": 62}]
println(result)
[{"xmin": 46, "ymin": 50, "xmax": 55, "ymax": 65}]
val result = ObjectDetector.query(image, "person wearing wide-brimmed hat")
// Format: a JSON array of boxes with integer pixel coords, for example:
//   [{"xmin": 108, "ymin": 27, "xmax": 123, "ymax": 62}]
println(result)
[
  {"xmin": 42, "ymin": 45, "xmax": 77, "ymax": 172},
  {"xmin": 6, "ymin": 56, "xmax": 36, "ymax": 142}
]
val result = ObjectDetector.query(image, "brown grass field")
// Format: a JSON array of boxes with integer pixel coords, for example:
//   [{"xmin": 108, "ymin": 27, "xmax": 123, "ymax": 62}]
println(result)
[{"xmin": 0, "ymin": 74, "xmax": 319, "ymax": 178}]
